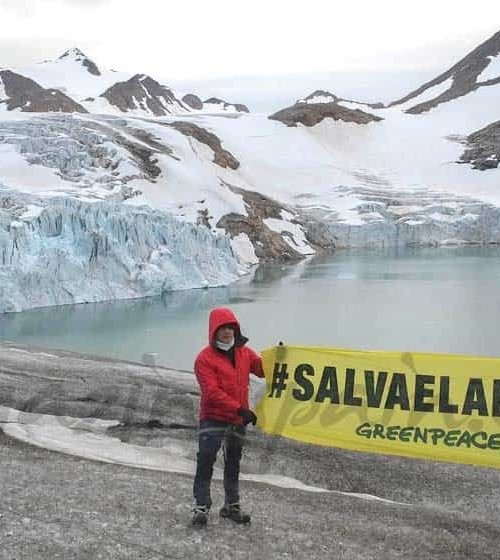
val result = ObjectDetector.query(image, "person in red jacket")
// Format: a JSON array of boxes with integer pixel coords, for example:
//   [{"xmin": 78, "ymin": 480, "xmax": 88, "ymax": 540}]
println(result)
[{"xmin": 192, "ymin": 307, "xmax": 264, "ymax": 527}]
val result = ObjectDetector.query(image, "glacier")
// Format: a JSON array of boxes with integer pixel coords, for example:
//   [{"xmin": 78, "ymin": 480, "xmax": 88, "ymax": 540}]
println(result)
[
  {"xmin": 0, "ymin": 185, "xmax": 243, "ymax": 313},
  {"xmin": 301, "ymin": 185, "xmax": 500, "ymax": 248},
  {"xmin": 2, "ymin": 108, "xmax": 500, "ymax": 314}
]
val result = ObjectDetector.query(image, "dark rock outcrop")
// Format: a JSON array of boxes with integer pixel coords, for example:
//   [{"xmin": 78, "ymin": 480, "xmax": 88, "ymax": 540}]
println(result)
[
  {"xmin": 182, "ymin": 94, "xmax": 203, "ymax": 110},
  {"xmin": 217, "ymin": 183, "xmax": 330, "ymax": 261},
  {"xmin": 269, "ymin": 100, "xmax": 382, "ymax": 127},
  {"xmin": 389, "ymin": 30, "xmax": 500, "ymax": 114},
  {"xmin": 368, "ymin": 102, "xmax": 385, "ymax": 109},
  {"xmin": 204, "ymin": 97, "xmax": 249, "ymax": 113},
  {"xmin": 167, "ymin": 121, "xmax": 240, "ymax": 169},
  {"xmin": 0, "ymin": 70, "xmax": 87, "ymax": 113},
  {"xmin": 217, "ymin": 186, "xmax": 304, "ymax": 260},
  {"xmin": 459, "ymin": 120, "xmax": 500, "ymax": 170},
  {"xmin": 101, "ymin": 74, "xmax": 185, "ymax": 116},
  {"xmin": 89, "ymin": 118, "xmax": 176, "ymax": 180},
  {"xmin": 0, "ymin": 341, "xmax": 198, "ymax": 427}
]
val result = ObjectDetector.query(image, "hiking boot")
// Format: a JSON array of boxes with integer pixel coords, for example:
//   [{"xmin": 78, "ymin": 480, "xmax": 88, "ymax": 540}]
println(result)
[
  {"xmin": 219, "ymin": 503, "xmax": 251, "ymax": 524},
  {"xmin": 191, "ymin": 505, "xmax": 209, "ymax": 527}
]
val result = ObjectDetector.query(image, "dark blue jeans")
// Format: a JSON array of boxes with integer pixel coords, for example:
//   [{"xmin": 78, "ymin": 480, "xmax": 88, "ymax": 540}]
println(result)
[{"xmin": 193, "ymin": 419, "xmax": 246, "ymax": 508}]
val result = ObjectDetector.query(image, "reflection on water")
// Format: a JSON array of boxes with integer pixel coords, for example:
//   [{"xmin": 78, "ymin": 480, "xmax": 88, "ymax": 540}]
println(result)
[
  {"xmin": 250, "ymin": 262, "xmax": 298, "ymax": 284},
  {"xmin": 2, "ymin": 246, "xmax": 500, "ymax": 370},
  {"xmin": 227, "ymin": 297, "xmax": 255, "ymax": 304}
]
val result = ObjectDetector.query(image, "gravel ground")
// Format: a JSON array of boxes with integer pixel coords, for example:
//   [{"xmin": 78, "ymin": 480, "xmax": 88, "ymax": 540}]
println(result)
[
  {"xmin": 0, "ymin": 342, "xmax": 499, "ymax": 559},
  {"xmin": 2, "ymin": 431, "xmax": 500, "ymax": 560}
]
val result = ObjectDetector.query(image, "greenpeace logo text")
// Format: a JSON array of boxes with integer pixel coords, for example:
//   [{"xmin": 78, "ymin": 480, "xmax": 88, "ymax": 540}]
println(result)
[{"xmin": 356, "ymin": 423, "xmax": 500, "ymax": 451}]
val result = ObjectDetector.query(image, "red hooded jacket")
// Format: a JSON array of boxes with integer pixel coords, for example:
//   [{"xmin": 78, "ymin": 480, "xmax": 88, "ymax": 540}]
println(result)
[{"xmin": 194, "ymin": 307, "xmax": 264, "ymax": 424}]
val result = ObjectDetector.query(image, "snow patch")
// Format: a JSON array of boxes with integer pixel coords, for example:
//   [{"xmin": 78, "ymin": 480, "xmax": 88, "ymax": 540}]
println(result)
[
  {"xmin": 301, "ymin": 94, "xmax": 337, "ymax": 104},
  {"xmin": 263, "ymin": 217, "xmax": 315, "ymax": 255},
  {"xmin": 120, "ymin": 120, "xmax": 248, "ymax": 225},
  {"xmin": 230, "ymin": 233, "xmax": 259, "ymax": 265},
  {"xmin": 398, "ymin": 78, "xmax": 453, "ymax": 111},
  {"xmin": 0, "ymin": 405, "xmax": 412, "ymax": 504},
  {"xmin": 81, "ymin": 96, "xmax": 124, "ymax": 115},
  {"xmin": 0, "ymin": 76, "xmax": 7, "ymax": 101},
  {"xmin": 19, "ymin": 204, "xmax": 44, "ymax": 221},
  {"xmin": 203, "ymin": 101, "xmax": 238, "ymax": 114},
  {"xmin": 339, "ymin": 491, "xmax": 407, "ymax": 506},
  {"xmin": 478, "ymin": 54, "xmax": 500, "ymax": 82},
  {"xmin": 0, "ymin": 406, "xmax": 328, "ymax": 493}
]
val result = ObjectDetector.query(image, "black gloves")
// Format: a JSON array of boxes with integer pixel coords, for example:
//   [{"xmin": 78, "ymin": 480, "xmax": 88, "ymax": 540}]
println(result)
[{"xmin": 237, "ymin": 407, "xmax": 257, "ymax": 426}]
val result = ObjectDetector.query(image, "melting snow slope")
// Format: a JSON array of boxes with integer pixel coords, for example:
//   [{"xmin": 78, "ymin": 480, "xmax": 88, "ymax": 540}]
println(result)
[{"xmin": 186, "ymin": 87, "xmax": 500, "ymax": 211}]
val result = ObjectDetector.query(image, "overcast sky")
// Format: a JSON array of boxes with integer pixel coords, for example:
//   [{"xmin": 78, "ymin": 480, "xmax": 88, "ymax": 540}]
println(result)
[{"xmin": 1, "ymin": 0, "xmax": 499, "ymax": 110}]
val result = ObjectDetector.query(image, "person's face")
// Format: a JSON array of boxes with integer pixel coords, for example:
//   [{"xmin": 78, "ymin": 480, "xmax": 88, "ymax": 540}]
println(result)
[{"xmin": 216, "ymin": 324, "xmax": 235, "ymax": 344}]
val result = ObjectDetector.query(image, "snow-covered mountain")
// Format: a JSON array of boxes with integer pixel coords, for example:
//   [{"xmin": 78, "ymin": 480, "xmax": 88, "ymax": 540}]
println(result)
[
  {"xmin": 10, "ymin": 48, "xmax": 249, "ymax": 118},
  {"xmin": 1, "ymin": 31, "xmax": 500, "ymax": 313},
  {"xmin": 18, "ymin": 48, "xmax": 132, "ymax": 103}
]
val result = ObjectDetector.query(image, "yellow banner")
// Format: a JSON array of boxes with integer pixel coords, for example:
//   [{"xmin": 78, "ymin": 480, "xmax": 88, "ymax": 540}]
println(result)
[{"xmin": 255, "ymin": 345, "xmax": 500, "ymax": 469}]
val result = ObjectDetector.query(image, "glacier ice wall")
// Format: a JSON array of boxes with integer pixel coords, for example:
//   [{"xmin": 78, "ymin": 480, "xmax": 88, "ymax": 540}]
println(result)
[
  {"xmin": 0, "ymin": 186, "xmax": 243, "ymax": 313},
  {"xmin": 303, "ymin": 186, "xmax": 500, "ymax": 248},
  {"xmin": 314, "ymin": 213, "xmax": 500, "ymax": 248}
]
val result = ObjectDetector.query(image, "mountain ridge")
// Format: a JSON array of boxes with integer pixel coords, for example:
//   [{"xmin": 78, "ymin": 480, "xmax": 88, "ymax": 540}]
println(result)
[
  {"xmin": 0, "ymin": 69, "xmax": 87, "ymax": 113},
  {"xmin": 10, "ymin": 48, "xmax": 249, "ymax": 116},
  {"xmin": 389, "ymin": 29, "xmax": 500, "ymax": 113}
]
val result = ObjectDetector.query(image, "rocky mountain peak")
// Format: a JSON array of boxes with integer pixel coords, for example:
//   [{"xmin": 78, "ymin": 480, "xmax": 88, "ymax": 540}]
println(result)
[
  {"xmin": 182, "ymin": 94, "xmax": 203, "ymax": 110},
  {"xmin": 59, "ymin": 48, "xmax": 87, "ymax": 60},
  {"xmin": 57, "ymin": 47, "xmax": 101, "ymax": 76},
  {"xmin": 100, "ymin": 73, "xmax": 185, "ymax": 116}
]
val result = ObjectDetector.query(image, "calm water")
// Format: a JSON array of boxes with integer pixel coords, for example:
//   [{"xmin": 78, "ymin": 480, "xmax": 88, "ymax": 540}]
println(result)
[{"xmin": 1, "ymin": 247, "xmax": 500, "ymax": 370}]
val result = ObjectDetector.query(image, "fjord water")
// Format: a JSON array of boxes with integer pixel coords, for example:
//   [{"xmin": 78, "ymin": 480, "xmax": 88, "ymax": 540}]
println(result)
[{"xmin": 1, "ymin": 247, "xmax": 500, "ymax": 371}]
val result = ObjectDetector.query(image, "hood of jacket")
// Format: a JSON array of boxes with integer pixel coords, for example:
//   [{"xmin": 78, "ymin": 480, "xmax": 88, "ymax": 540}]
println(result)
[{"xmin": 208, "ymin": 307, "xmax": 247, "ymax": 348}]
